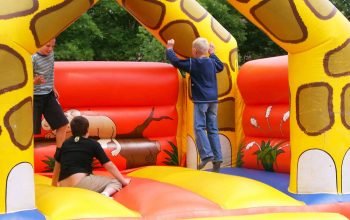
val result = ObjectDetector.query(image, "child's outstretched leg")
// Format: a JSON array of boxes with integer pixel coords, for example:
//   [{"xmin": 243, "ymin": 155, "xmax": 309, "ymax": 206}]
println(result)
[
  {"xmin": 207, "ymin": 103, "xmax": 222, "ymax": 173},
  {"xmin": 101, "ymin": 179, "xmax": 122, "ymax": 197},
  {"xmin": 194, "ymin": 103, "xmax": 214, "ymax": 170}
]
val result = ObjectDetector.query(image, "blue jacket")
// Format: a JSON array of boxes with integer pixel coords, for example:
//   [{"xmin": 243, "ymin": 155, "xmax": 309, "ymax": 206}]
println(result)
[{"xmin": 166, "ymin": 49, "xmax": 224, "ymax": 103}]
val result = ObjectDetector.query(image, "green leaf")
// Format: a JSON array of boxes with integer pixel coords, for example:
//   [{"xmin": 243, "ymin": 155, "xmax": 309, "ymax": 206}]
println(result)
[{"xmin": 161, "ymin": 141, "xmax": 179, "ymax": 166}]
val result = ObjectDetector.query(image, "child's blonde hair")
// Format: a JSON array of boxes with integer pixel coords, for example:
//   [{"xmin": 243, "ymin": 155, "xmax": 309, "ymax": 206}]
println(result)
[{"xmin": 192, "ymin": 37, "xmax": 209, "ymax": 55}]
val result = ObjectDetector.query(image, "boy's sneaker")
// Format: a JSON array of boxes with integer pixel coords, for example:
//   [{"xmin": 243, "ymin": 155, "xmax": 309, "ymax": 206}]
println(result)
[
  {"xmin": 212, "ymin": 161, "xmax": 222, "ymax": 173},
  {"xmin": 197, "ymin": 156, "xmax": 214, "ymax": 170}
]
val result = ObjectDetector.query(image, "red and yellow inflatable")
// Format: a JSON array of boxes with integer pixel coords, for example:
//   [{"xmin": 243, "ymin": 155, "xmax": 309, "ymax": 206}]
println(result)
[
  {"xmin": 1, "ymin": 0, "xmax": 350, "ymax": 219},
  {"xmin": 35, "ymin": 61, "xmax": 181, "ymax": 173}
]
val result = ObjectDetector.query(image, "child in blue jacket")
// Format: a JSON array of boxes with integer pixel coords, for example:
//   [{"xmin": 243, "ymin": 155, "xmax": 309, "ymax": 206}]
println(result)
[{"xmin": 166, "ymin": 37, "xmax": 224, "ymax": 172}]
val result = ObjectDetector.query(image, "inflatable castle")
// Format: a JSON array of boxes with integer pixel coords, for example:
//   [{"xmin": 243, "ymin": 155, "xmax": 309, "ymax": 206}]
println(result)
[{"xmin": 1, "ymin": 0, "xmax": 350, "ymax": 219}]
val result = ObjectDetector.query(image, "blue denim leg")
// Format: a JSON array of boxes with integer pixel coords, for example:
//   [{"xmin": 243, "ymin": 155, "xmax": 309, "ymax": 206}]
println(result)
[
  {"xmin": 206, "ymin": 103, "xmax": 222, "ymax": 162},
  {"xmin": 194, "ymin": 103, "xmax": 214, "ymax": 160}
]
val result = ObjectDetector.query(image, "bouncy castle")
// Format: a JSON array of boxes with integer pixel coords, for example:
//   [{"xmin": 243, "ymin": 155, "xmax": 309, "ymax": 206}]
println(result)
[{"xmin": 1, "ymin": 0, "xmax": 350, "ymax": 219}]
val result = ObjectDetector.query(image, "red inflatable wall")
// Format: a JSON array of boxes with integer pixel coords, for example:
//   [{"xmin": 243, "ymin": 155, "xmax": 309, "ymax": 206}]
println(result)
[
  {"xmin": 34, "ymin": 61, "xmax": 180, "ymax": 173},
  {"xmin": 237, "ymin": 56, "xmax": 291, "ymax": 173}
]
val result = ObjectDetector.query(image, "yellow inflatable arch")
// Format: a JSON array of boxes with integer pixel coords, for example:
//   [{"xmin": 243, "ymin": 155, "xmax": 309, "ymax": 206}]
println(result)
[
  {"xmin": 0, "ymin": 0, "xmax": 237, "ymax": 216},
  {"xmin": 0, "ymin": 0, "xmax": 349, "ymax": 217},
  {"xmin": 228, "ymin": 0, "xmax": 350, "ymax": 194}
]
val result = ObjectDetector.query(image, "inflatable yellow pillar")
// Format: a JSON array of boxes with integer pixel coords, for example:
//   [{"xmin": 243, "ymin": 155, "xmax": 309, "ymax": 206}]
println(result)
[
  {"xmin": 115, "ymin": 0, "xmax": 239, "ymax": 169},
  {"xmin": 228, "ymin": 0, "xmax": 350, "ymax": 194},
  {"xmin": 0, "ymin": 0, "xmax": 97, "ymax": 216}
]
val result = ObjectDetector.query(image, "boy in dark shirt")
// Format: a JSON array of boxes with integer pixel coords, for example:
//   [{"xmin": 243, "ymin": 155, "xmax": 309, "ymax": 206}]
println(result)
[
  {"xmin": 166, "ymin": 38, "xmax": 224, "ymax": 172},
  {"xmin": 54, "ymin": 116, "xmax": 130, "ymax": 197}
]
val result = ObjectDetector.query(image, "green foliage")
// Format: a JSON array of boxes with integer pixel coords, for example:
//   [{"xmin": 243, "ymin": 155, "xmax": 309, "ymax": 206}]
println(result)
[
  {"xmin": 88, "ymin": 0, "xmax": 141, "ymax": 61},
  {"xmin": 55, "ymin": 13, "xmax": 102, "ymax": 60},
  {"xmin": 253, "ymin": 140, "xmax": 285, "ymax": 172},
  {"xmin": 136, "ymin": 26, "xmax": 166, "ymax": 62},
  {"xmin": 42, "ymin": 156, "xmax": 55, "ymax": 172},
  {"xmin": 236, "ymin": 143, "xmax": 244, "ymax": 168},
  {"xmin": 331, "ymin": 0, "xmax": 350, "ymax": 19},
  {"xmin": 239, "ymin": 21, "xmax": 286, "ymax": 63},
  {"xmin": 198, "ymin": 0, "xmax": 247, "ymax": 43},
  {"xmin": 163, "ymin": 141, "xmax": 179, "ymax": 166},
  {"xmin": 54, "ymin": 0, "xmax": 349, "ymax": 64}
]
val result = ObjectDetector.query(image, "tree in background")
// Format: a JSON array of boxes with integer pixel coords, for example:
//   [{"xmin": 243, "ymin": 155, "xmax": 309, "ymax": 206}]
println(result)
[
  {"xmin": 332, "ymin": 0, "xmax": 350, "ymax": 19},
  {"xmin": 55, "ymin": 0, "xmax": 348, "ymax": 64},
  {"xmin": 55, "ymin": 13, "xmax": 102, "ymax": 61}
]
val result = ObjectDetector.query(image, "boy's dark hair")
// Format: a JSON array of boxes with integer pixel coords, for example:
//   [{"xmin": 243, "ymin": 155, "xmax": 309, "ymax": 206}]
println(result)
[{"xmin": 70, "ymin": 116, "xmax": 89, "ymax": 137}]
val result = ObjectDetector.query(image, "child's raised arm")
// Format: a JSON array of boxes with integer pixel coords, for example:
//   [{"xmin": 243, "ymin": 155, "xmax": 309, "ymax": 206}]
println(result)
[
  {"xmin": 208, "ymin": 42, "xmax": 215, "ymax": 54},
  {"xmin": 167, "ymin": 39, "xmax": 175, "ymax": 49}
]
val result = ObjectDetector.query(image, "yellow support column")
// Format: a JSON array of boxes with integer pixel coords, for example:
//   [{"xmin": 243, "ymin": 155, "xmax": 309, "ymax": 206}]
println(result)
[
  {"xmin": 228, "ymin": 0, "xmax": 350, "ymax": 194},
  {"xmin": 0, "ymin": 0, "xmax": 98, "ymax": 214}
]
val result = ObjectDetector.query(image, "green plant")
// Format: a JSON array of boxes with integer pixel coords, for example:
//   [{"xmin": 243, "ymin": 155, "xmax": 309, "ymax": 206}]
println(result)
[
  {"xmin": 253, "ymin": 140, "xmax": 285, "ymax": 172},
  {"xmin": 163, "ymin": 141, "xmax": 179, "ymax": 166},
  {"xmin": 42, "ymin": 156, "xmax": 55, "ymax": 172},
  {"xmin": 236, "ymin": 143, "xmax": 244, "ymax": 167}
]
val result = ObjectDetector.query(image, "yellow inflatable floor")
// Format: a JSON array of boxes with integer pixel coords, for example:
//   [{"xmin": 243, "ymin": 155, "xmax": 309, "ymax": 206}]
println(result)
[{"xmin": 34, "ymin": 166, "xmax": 348, "ymax": 219}]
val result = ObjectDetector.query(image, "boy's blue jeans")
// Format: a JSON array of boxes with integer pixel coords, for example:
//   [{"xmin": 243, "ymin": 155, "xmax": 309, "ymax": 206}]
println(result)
[{"xmin": 194, "ymin": 102, "xmax": 222, "ymax": 162}]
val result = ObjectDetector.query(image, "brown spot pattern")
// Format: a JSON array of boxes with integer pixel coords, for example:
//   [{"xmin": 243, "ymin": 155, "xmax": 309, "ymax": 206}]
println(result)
[
  {"xmin": 237, "ymin": 0, "xmax": 250, "ymax": 2},
  {"xmin": 0, "ymin": 45, "xmax": 27, "ymax": 95},
  {"xmin": 324, "ymin": 39, "xmax": 350, "ymax": 77},
  {"xmin": 218, "ymin": 97, "xmax": 235, "ymax": 131},
  {"xmin": 0, "ymin": 0, "xmax": 38, "ymax": 19},
  {"xmin": 304, "ymin": 0, "xmax": 337, "ymax": 20},
  {"xmin": 251, "ymin": 0, "xmax": 307, "ymax": 43},
  {"xmin": 122, "ymin": 0, "xmax": 165, "ymax": 29},
  {"xmin": 160, "ymin": 20, "xmax": 199, "ymax": 58},
  {"xmin": 4, "ymin": 97, "xmax": 33, "ymax": 150},
  {"xmin": 181, "ymin": 0, "xmax": 208, "ymax": 22},
  {"xmin": 30, "ymin": 0, "xmax": 93, "ymax": 48},
  {"xmin": 217, "ymin": 64, "xmax": 232, "ymax": 97},
  {"xmin": 211, "ymin": 17, "xmax": 231, "ymax": 43},
  {"xmin": 229, "ymin": 48, "xmax": 238, "ymax": 72},
  {"xmin": 341, "ymin": 84, "xmax": 350, "ymax": 129},
  {"xmin": 296, "ymin": 82, "xmax": 334, "ymax": 136}
]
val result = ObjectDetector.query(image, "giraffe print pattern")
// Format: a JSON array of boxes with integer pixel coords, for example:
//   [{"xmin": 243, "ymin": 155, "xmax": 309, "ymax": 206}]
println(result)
[
  {"xmin": 122, "ymin": 0, "xmax": 165, "ymax": 29},
  {"xmin": 341, "ymin": 84, "xmax": 350, "ymax": 129},
  {"xmin": 304, "ymin": 0, "xmax": 337, "ymax": 19},
  {"xmin": 251, "ymin": 0, "xmax": 307, "ymax": 43},
  {"xmin": 0, "ymin": 45, "xmax": 27, "ymax": 94},
  {"xmin": 229, "ymin": 0, "xmax": 350, "ymax": 193},
  {"xmin": 324, "ymin": 38, "xmax": 350, "ymax": 77},
  {"xmin": 296, "ymin": 82, "xmax": 334, "ymax": 136},
  {"xmin": 30, "ymin": 0, "xmax": 94, "ymax": 47},
  {"xmin": 0, "ymin": 1, "xmax": 38, "ymax": 19},
  {"xmin": 4, "ymin": 97, "xmax": 33, "ymax": 150},
  {"xmin": 0, "ymin": 0, "xmax": 97, "ymax": 214},
  {"xmin": 116, "ymin": 0, "xmax": 237, "ymax": 168}
]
